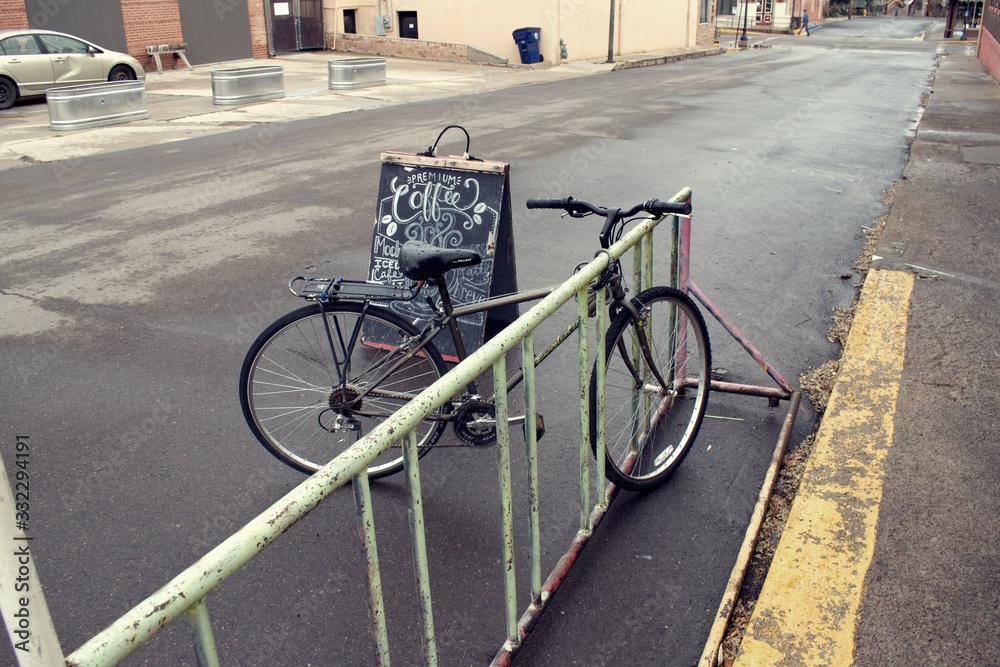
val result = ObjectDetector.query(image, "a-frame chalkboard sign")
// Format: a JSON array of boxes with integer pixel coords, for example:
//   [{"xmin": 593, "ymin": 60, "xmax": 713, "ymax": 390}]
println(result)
[{"xmin": 368, "ymin": 129, "xmax": 517, "ymax": 361}]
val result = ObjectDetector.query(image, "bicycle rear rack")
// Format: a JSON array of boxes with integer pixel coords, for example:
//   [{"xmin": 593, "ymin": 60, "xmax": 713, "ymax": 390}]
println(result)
[{"xmin": 289, "ymin": 275, "xmax": 418, "ymax": 302}]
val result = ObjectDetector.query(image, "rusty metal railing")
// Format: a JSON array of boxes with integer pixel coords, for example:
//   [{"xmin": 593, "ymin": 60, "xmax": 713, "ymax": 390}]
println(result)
[
  {"xmin": 0, "ymin": 189, "xmax": 694, "ymax": 667},
  {"xmin": 0, "ymin": 185, "xmax": 797, "ymax": 667}
]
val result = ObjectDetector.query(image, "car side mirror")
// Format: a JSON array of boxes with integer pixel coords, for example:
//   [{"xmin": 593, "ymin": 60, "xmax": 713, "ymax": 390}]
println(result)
[{"xmin": 87, "ymin": 45, "xmax": 97, "ymax": 56}]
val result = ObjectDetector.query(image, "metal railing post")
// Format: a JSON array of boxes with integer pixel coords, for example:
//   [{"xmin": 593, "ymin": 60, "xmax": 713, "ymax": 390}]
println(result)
[
  {"xmin": 493, "ymin": 355, "xmax": 519, "ymax": 644},
  {"xmin": 185, "ymin": 599, "xmax": 220, "ymax": 667},
  {"xmin": 403, "ymin": 433, "xmax": 437, "ymax": 667},
  {"xmin": 632, "ymin": 247, "xmax": 651, "ymax": 438},
  {"xmin": 576, "ymin": 287, "xmax": 591, "ymax": 533},
  {"xmin": 594, "ymin": 287, "xmax": 608, "ymax": 512},
  {"xmin": 643, "ymin": 230, "xmax": 654, "ymax": 294},
  {"xmin": 353, "ymin": 471, "xmax": 391, "ymax": 666},
  {"xmin": 679, "ymin": 209, "xmax": 692, "ymax": 293},
  {"xmin": 670, "ymin": 214, "xmax": 680, "ymax": 290},
  {"xmin": 521, "ymin": 334, "xmax": 542, "ymax": 602}
]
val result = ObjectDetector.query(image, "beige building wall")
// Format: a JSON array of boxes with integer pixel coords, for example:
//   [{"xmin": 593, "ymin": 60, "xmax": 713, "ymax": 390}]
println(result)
[{"xmin": 326, "ymin": 0, "xmax": 704, "ymax": 63}]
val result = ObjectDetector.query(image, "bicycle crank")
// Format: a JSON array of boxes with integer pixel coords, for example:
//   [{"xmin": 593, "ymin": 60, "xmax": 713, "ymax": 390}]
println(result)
[{"xmin": 453, "ymin": 400, "xmax": 545, "ymax": 446}]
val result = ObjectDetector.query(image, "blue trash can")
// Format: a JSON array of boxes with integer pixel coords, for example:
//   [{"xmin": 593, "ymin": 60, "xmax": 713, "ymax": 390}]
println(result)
[{"xmin": 512, "ymin": 27, "xmax": 542, "ymax": 64}]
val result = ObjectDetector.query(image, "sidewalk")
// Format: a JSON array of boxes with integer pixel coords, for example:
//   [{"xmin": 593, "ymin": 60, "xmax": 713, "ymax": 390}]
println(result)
[
  {"xmin": 733, "ymin": 42, "xmax": 1000, "ymax": 666},
  {"xmin": 0, "ymin": 46, "xmax": 721, "ymax": 171}
]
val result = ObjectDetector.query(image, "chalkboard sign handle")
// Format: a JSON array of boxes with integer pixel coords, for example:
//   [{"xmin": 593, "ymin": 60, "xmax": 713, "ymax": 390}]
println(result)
[{"xmin": 419, "ymin": 125, "xmax": 483, "ymax": 162}]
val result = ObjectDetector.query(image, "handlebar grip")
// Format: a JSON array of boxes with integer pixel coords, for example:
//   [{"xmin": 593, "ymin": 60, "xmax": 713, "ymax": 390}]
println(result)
[
  {"xmin": 526, "ymin": 197, "xmax": 574, "ymax": 210},
  {"xmin": 646, "ymin": 199, "xmax": 692, "ymax": 216}
]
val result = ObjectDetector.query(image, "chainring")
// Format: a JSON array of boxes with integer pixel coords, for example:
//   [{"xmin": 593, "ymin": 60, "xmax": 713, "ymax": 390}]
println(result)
[{"xmin": 453, "ymin": 400, "xmax": 497, "ymax": 446}]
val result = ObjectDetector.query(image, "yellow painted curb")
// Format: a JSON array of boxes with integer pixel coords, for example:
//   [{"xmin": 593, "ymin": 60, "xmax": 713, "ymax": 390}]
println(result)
[{"xmin": 733, "ymin": 268, "xmax": 914, "ymax": 666}]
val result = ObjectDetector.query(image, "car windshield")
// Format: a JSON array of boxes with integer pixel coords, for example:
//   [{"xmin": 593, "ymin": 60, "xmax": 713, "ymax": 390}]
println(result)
[
  {"xmin": 37, "ymin": 34, "xmax": 90, "ymax": 55},
  {"xmin": 0, "ymin": 35, "xmax": 43, "ymax": 56}
]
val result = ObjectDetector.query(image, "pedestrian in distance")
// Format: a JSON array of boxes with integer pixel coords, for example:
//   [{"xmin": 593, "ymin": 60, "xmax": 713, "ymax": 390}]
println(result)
[{"xmin": 801, "ymin": 9, "xmax": 811, "ymax": 35}]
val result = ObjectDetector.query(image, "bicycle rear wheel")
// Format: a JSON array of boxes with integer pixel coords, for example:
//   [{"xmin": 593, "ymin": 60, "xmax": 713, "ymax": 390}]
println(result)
[
  {"xmin": 240, "ymin": 302, "xmax": 448, "ymax": 478},
  {"xmin": 590, "ymin": 286, "xmax": 711, "ymax": 491}
]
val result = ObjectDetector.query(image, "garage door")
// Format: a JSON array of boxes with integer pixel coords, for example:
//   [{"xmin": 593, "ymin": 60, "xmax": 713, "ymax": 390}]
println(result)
[
  {"xmin": 178, "ymin": 0, "xmax": 253, "ymax": 66},
  {"xmin": 25, "ymin": 0, "xmax": 128, "ymax": 52}
]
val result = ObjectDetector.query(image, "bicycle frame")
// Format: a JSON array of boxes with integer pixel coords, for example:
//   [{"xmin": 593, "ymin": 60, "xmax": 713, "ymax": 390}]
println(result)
[{"xmin": 313, "ymin": 258, "xmax": 662, "ymax": 422}]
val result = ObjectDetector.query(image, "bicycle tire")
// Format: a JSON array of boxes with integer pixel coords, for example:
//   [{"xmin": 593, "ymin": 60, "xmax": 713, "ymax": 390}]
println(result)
[
  {"xmin": 590, "ymin": 286, "xmax": 711, "ymax": 492},
  {"xmin": 240, "ymin": 302, "xmax": 449, "ymax": 478}
]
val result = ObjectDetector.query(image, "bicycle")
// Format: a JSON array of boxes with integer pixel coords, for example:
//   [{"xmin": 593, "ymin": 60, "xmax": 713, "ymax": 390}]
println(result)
[{"xmin": 239, "ymin": 196, "xmax": 711, "ymax": 491}]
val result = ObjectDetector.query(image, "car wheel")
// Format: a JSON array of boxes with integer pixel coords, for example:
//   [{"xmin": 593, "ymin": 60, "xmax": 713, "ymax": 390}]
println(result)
[
  {"xmin": 108, "ymin": 65, "xmax": 137, "ymax": 82},
  {"xmin": 0, "ymin": 78, "xmax": 16, "ymax": 110}
]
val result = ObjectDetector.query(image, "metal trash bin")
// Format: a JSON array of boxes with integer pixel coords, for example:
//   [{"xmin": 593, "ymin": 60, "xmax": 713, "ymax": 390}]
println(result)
[
  {"xmin": 46, "ymin": 80, "xmax": 148, "ymax": 131},
  {"xmin": 210, "ymin": 65, "xmax": 284, "ymax": 105},
  {"xmin": 512, "ymin": 27, "xmax": 542, "ymax": 64},
  {"xmin": 328, "ymin": 57, "xmax": 387, "ymax": 90}
]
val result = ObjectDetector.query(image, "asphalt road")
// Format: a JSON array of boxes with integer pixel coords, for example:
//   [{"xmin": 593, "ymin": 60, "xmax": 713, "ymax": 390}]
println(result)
[{"xmin": 0, "ymin": 17, "xmax": 941, "ymax": 666}]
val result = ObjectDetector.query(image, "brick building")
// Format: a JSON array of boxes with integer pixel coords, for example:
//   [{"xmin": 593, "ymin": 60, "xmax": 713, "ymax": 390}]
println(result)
[{"xmin": 0, "ymin": 0, "xmax": 268, "ymax": 72}]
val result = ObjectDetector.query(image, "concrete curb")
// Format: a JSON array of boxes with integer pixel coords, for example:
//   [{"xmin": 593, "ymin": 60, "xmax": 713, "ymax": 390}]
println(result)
[
  {"xmin": 733, "ymin": 268, "xmax": 915, "ymax": 666},
  {"xmin": 611, "ymin": 47, "xmax": 727, "ymax": 70}
]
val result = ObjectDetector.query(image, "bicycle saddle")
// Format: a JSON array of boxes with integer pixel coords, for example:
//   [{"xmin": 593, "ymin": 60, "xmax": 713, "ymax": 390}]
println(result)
[{"xmin": 398, "ymin": 240, "xmax": 482, "ymax": 280}]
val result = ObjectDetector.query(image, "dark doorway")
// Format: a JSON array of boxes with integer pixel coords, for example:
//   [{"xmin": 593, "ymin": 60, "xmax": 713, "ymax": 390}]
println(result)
[
  {"xmin": 178, "ymin": 0, "xmax": 252, "ymax": 65},
  {"xmin": 297, "ymin": 0, "xmax": 324, "ymax": 48},
  {"xmin": 270, "ymin": 0, "xmax": 325, "ymax": 52},
  {"xmin": 344, "ymin": 9, "xmax": 357, "ymax": 34},
  {"xmin": 398, "ymin": 11, "xmax": 419, "ymax": 39}
]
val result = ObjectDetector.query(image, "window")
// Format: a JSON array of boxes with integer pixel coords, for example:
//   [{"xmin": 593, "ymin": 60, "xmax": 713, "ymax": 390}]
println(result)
[
  {"xmin": 343, "ymin": 9, "xmax": 356, "ymax": 34},
  {"xmin": 37, "ymin": 34, "xmax": 91, "ymax": 55},
  {"xmin": 1, "ymin": 35, "xmax": 42, "ymax": 55},
  {"xmin": 717, "ymin": 0, "xmax": 738, "ymax": 16},
  {"xmin": 701, "ymin": 0, "xmax": 712, "ymax": 22},
  {"xmin": 398, "ymin": 11, "xmax": 418, "ymax": 39}
]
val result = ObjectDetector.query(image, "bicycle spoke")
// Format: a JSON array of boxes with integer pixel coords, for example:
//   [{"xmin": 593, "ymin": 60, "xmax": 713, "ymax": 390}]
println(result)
[
  {"xmin": 590, "ymin": 287, "xmax": 710, "ymax": 491},
  {"xmin": 241, "ymin": 303, "xmax": 448, "ymax": 477}
]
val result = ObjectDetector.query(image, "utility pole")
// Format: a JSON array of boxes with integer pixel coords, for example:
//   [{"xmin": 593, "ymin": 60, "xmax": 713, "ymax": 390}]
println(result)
[
  {"xmin": 607, "ymin": 0, "xmax": 616, "ymax": 63},
  {"xmin": 739, "ymin": 0, "xmax": 750, "ymax": 47}
]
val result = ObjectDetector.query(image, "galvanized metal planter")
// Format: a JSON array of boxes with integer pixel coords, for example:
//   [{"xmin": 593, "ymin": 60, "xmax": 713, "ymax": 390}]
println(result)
[
  {"xmin": 210, "ymin": 65, "xmax": 285, "ymax": 105},
  {"xmin": 328, "ymin": 57, "xmax": 387, "ymax": 90},
  {"xmin": 46, "ymin": 80, "xmax": 148, "ymax": 132}
]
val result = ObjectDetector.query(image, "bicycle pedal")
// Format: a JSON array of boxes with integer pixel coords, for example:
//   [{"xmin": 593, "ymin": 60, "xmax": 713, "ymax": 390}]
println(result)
[{"xmin": 522, "ymin": 415, "xmax": 545, "ymax": 442}]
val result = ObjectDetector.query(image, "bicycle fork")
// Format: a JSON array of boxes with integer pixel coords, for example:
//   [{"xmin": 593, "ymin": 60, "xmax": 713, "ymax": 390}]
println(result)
[{"xmin": 605, "ymin": 271, "xmax": 673, "ymax": 401}]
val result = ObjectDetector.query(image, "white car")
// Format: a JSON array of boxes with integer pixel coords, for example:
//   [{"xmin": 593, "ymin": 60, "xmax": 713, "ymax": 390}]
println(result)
[{"xmin": 0, "ymin": 29, "xmax": 146, "ymax": 110}]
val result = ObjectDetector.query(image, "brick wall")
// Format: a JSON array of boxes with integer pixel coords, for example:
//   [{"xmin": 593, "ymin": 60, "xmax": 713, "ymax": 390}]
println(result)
[
  {"xmin": 117, "ymin": 0, "xmax": 267, "ymax": 71},
  {"xmin": 248, "ymin": 0, "xmax": 268, "ymax": 58},
  {"xmin": 331, "ymin": 33, "xmax": 469, "ymax": 63},
  {"xmin": 121, "ymin": 0, "xmax": 184, "ymax": 71},
  {"xmin": 981, "ymin": 2, "xmax": 1000, "ymax": 82},
  {"xmin": 0, "ymin": 1, "xmax": 29, "ymax": 30},
  {"xmin": 697, "ymin": 3, "xmax": 718, "ymax": 44}
]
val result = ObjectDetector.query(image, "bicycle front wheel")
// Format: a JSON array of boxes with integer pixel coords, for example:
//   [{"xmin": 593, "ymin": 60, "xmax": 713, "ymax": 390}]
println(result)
[
  {"xmin": 590, "ymin": 286, "xmax": 711, "ymax": 492},
  {"xmin": 240, "ymin": 302, "xmax": 448, "ymax": 478}
]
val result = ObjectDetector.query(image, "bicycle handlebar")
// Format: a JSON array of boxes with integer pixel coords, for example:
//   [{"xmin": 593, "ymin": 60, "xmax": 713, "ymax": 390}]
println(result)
[{"xmin": 525, "ymin": 196, "xmax": 692, "ymax": 217}]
